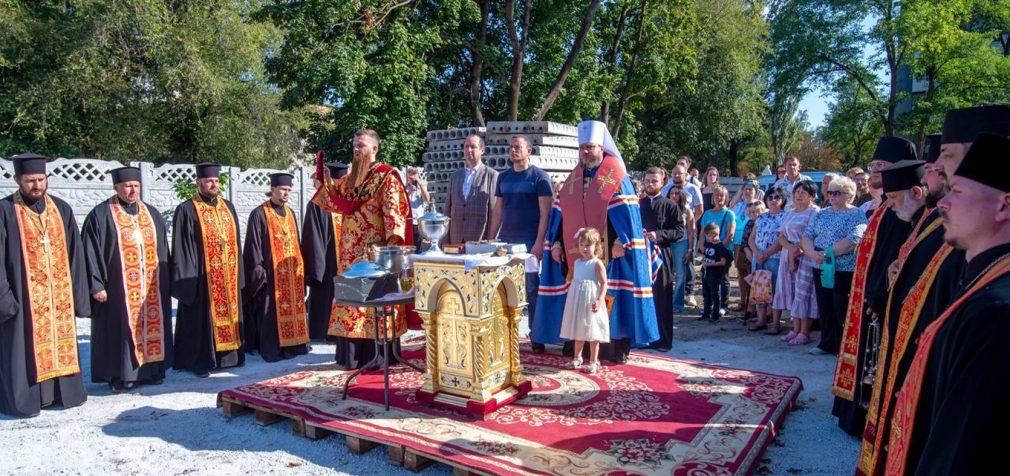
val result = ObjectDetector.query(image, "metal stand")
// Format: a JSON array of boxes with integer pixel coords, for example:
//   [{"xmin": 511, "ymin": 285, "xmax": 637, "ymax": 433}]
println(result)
[{"xmin": 336, "ymin": 295, "xmax": 423, "ymax": 411}]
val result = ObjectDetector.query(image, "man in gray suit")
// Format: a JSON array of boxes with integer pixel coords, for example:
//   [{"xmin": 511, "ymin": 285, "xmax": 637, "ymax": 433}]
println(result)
[{"xmin": 445, "ymin": 134, "xmax": 498, "ymax": 244}]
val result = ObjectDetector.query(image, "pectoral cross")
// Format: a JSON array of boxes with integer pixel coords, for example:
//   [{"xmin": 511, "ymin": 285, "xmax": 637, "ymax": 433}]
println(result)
[
  {"xmin": 596, "ymin": 168, "xmax": 618, "ymax": 194},
  {"xmin": 40, "ymin": 234, "xmax": 51, "ymax": 250}
]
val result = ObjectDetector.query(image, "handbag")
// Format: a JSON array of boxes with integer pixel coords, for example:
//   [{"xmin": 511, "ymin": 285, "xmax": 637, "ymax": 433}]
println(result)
[{"xmin": 820, "ymin": 247, "xmax": 836, "ymax": 289}]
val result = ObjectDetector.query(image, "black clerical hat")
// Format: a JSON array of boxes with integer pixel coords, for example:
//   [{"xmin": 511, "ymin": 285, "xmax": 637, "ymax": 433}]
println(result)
[
  {"xmin": 953, "ymin": 133, "xmax": 1010, "ymax": 192},
  {"xmin": 326, "ymin": 162, "xmax": 349, "ymax": 179},
  {"xmin": 941, "ymin": 104, "xmax": 1010, "ymax": 144},
  {"xmin": 195, "ymin": 163, "xmax": 221, "ymax": 179},
  {"xmin": 924, "ymin": 134, "xmax": 941, "ymax": 164},
  {"xmin": 881, "ymin": 160, "xmax": 926, "ymax": 193},
  {"xmin": 110, "ymin": 166, "xmax": 142, "ymax": 184},
  {"xmin": 870, "ymin": 136, "xmax": 917, "ymax": 164},
  {"xmin": 265, "ymin": 172, "xmax": 294, "ymax": 196},
  {"xmin": 11, "ymin": 153, "xmax": 48, "ymax": 175}
]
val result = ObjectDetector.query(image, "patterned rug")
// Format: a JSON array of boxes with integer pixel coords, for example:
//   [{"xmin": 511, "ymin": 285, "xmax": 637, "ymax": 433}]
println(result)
[{"xmin": 219, "ymin": 347, "xmax": 802, "ymax": 475}]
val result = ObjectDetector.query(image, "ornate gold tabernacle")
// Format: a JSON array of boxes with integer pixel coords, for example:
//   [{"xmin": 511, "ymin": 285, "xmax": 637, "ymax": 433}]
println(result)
[{"xmin": 411, "ymin": 255, "xmax": 532, "ymax": 414}]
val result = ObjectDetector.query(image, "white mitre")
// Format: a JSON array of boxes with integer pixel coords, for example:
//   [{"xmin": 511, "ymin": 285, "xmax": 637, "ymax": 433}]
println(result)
[{"xmin": 576, "ymin": 120, "xmax": 626, "ymax": 172}]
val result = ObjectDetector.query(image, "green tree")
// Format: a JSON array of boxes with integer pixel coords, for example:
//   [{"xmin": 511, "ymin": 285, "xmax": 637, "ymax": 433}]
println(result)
[
  {"xmin": 635, "ymin": 0, "xmax": 767, "ymax": 175},
  {"xmin": 819, "ymin": 78, "xmax": 885, "ymax": 168},
  {"xmin": 897, "ymin": 0, "xmax": 1010, "ymax": 147},
  {"xmin": 0, "ymin": 1, "xmax": 301, "ymax": 168}
]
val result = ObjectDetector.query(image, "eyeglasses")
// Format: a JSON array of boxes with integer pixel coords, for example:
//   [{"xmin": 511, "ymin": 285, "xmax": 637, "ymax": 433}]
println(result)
[
  {"xmin": 827, "ymin": 190, "xmax": 847, "ymax": 197},
  {"xmin": 767, "ymin": 195, "xmax": 782, "ymax": 200}
]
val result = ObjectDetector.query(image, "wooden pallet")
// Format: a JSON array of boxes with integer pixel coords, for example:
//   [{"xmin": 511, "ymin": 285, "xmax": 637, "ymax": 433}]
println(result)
[{"xmin": 219, "ymin": 394, "xmax": 489, "ymax": 475}]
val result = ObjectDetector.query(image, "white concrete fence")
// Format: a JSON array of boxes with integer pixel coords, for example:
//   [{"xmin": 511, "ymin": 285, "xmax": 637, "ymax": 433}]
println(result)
[{"xmin": 0, "ymin": 158, "xmax": 319, "ymax": 241}]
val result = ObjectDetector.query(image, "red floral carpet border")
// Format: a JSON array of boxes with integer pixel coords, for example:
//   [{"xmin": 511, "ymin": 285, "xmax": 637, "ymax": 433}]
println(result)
[{"xmin": 219, "ymin": 347, "xmax": 802, "ymax": 475}]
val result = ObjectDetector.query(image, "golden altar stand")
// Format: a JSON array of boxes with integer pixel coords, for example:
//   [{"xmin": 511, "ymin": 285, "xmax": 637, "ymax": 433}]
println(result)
[{"xmin": 411, "ymin": 254, "xmax": 532, "ymax": 415}]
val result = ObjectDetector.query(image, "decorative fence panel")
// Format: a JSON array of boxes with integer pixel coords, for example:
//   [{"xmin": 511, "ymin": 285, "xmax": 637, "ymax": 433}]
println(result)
[{"xmin": 0, "ymin": 158, "xmax": 322, "ymax": 243}]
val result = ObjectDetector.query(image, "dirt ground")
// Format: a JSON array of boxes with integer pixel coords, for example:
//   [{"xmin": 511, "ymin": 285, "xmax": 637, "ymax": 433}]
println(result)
[{"xmin": 1, "ymin": 290, "xmax": 859, "ymax": 475}]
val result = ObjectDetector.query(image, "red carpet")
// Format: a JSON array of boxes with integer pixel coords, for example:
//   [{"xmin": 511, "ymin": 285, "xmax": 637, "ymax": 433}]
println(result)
[{"xmin": 219, "ymin": 346, "xmax": 802, "ymax": 475}]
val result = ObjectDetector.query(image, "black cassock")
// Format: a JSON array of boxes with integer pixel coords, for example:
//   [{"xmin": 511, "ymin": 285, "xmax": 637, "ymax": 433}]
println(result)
[
  {"xmin": 301, "ymin": 201, "xmax": 381, "ymax": 368},
  {"xmin": 301, "ymin": 201, "xmax": 338, "ymax": 340},
  {"xmin": 82, "ymin": 198, "xmax": 173, "ymax": 387},
  {"xmin": 898, "ymin": 243, "xmax": 1010, "ymax": 476},
  {"xmin": 639, "ymin": 194, "xmax": 683, "ymax": 351},
  {"xmin": 242, "ymin": 203, "xmax": 309, "ymax": 362},
  {"xmin": 833, "ymin": 205, "xmax": 912, "ymax": 436},
  {"xmin": 0, "ymin": 193, "xmax": 90, "ymax": 417},
  {"xmin": 171, "ymin": 194, "xmax": 245, "ymax": 375},
  {"xmin": 870, "ymin": 207, "xmax": 964, "ymax": 466}
]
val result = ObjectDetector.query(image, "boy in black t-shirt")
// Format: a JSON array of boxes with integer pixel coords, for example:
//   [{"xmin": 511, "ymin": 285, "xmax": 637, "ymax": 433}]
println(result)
[{"xmin": 700, "ymin": 222, "xmax": 732, "ymax": 322}]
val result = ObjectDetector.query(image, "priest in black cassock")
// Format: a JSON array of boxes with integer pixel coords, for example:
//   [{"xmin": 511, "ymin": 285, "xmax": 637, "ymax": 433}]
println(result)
[
  {"xmin": 883, "ymin": 132, "xmax": 1010, "ymax": 476},
  {"xmin": 82, "ymin": 166, "xmax": 172, "ymax": 393},
  {"xmin": 639, "ymin": 167, "xmax": 683, "ymax": 352},
  {"xmin": 831, "ymin": 136, "xmax": 915, "ymax": 437},
  {"xmin": 171, "ymin": 163, "xmax": 245, "ymax": 377},
  {"xmin": 242, "ymin": 172, "xmax": 310, "ymax": 362},
  {"xmin": 0, "ymin": 153, "xmax": 91, "ymax": 417},
  {"xmin": 302, "ymin": 161, "xmax": 348, "ymax": 342}
]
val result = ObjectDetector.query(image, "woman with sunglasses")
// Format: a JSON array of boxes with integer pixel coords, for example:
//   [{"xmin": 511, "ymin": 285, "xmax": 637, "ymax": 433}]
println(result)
[{"xmin": 800, "ymin": 176, "xmax": 868, "ymax": 355}]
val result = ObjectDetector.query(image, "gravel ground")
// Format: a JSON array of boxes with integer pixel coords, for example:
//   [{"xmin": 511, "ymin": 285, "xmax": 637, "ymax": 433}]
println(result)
[{"xmin": 1, "ymin": 295, "xmax": 859, "ymax": 475}]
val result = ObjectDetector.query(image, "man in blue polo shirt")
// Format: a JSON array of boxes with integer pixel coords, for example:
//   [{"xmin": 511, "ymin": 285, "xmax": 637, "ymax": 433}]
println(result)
[{"xmin": 489, "ymin": 135, "xmax": 553, "ymax": 352}]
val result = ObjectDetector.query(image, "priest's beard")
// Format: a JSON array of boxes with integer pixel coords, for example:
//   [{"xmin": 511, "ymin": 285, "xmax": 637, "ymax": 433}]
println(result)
[
  {"xmin": 348, "ymin": 157, "xmax": 374, "ymax": 187},
  {"xmin": 926, "ymin": 185, "xmax": 947, "ymax": 209}
]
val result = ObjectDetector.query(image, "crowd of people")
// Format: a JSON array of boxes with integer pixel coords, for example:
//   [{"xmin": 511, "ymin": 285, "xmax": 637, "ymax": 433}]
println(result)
[{"xmin": 0, "ymin": 103, "xmax": 1007, "ymax": 475}]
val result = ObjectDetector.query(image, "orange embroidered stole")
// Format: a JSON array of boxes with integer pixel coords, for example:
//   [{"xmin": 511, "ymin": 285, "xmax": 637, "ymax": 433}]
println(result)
[
  {"xmin": 833, "ymin": 204, "xmax": 889, "ymax": 400},
  {"xmin": 263, "ymin": 204, "xmax": 308, "ymax": 347},
  {"xmin": 14, "ymin": 194, "xmax": 80, "ymax": 382},
  {"xmin": 109, "ymin": 198, "xmax": 165, "ymax": 365},
  {"xmin": 884, "ymin": 255, "xmax": 1010, "ymax": 476},
  {"xmin": 858, "ymin": 234, "xmax": 952, "ymax": 476},
  {"xmin": 192, "ymin": 196, "xmax": 241, "ymax": 352}
]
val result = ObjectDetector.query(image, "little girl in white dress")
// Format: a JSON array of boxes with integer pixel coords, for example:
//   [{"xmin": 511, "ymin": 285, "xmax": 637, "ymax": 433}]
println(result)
[{"xmin": 559, "ymin": 227, "xmax": 610, "ymax": 374}]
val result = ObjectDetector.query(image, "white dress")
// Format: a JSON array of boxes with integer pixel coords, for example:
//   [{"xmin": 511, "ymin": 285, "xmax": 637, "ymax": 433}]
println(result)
[{"xmin": 559, "ymin": 258, "xmax": 611, "ymax": 342}]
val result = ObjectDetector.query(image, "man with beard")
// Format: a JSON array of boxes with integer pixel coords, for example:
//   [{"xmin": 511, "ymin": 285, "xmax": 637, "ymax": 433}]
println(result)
[
  {"xmin": 172, "ymin": 163, "xmax": 245, "ymax": 377},
  {"xmin": 302, "ymin": 160, "xmax": 348, "ymax": 342},
  {"xmin": 534, "ymin": 120, "xmax": 659, "ymax": 364},
  {"xmin": 82, "ymin": 166, "xmax": 172, "ymax": 393},
  {"xmin": 0, "ymin": 154, "xmax": 90, "ymax": 417},
  {"xmin": 831, "ymin": 137, "xmax": 915, "ymax": 437},
  {"xmin": 884, "ymin": 133, "xmax": 1010, "ymax": 475},
  {"xmin": 855, "ymin": 105, "xmax": 1009, "ymax": 475},
  {"xmin": 640, "ymin": 167, "xmax": 683, "ymax": 352},
  {"xmin": 242, "ymin": 173, "xmax": 310, "ymax": 362},
  {"xmin": 311, "ymin": 130, "xmax": 414, "ymax": 368}
]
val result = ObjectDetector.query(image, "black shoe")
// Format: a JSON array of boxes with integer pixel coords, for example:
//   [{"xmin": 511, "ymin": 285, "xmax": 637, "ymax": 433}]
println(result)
[
  {"xmin": 615, "ymin": 354, "xmax": 628, "ymax": 364},
  {"xmin": 195, "ymin": 371, "xmax": 210, "ymax": 378},
  {"xmin": 110, "ymin": 383, "xmax": 132, "ymax": 394},
  {"xmin": 709, "ymin": 316, "xmax": 719, "ymax": 323},
  {"xmin": 149, "ymin": 378, "xmax": 165, "ymax": 385},
  {"xmin": 531, "ymin": 343, "xmax": 546, "ymax": 353},
  {"xmin": 697, "ymin": 314, "xmax": 710, "ymax": 321}
]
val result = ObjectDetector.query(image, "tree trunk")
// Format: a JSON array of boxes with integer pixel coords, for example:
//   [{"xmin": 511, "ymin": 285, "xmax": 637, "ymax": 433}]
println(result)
[
  {"xmin": 534, "ymin": 0, "xmax": 602, "ymax": 121},
  {"xmin": 914, "ymin": 67, "xmax": 937, "ymax": 151},
  {"xmin": 727, "ymin": 139, "xmax": 740, "ymax": 177},
  {"xmin": 469, "ymin": 0, "xmax": 489, "ymax": 126},
  {"xmin": 505, "ymin": 0, "xmax": 532, "ymax": 121},
  {"xmin": 599, "ymin": 4, "xmax": 631, "ymax": 123},
  {"xmin": 611, "ymin": 0, "xmax": 647, "ymax": 139}
]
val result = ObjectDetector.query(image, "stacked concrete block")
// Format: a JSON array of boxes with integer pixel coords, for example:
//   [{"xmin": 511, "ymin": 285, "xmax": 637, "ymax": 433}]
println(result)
[{"xmin": 421, "ymin": 122, "xmax": 583, "ymax": 213}]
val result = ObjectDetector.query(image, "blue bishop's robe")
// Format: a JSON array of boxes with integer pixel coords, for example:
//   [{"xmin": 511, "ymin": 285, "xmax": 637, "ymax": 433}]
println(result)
[{"xmin": 532, "ymin": 174, "xmax": 660, "ymax": 347}]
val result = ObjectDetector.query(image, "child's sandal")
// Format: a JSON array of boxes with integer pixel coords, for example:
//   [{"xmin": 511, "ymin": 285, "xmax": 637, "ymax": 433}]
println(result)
[
  {"xmin": 568, "ymin": 358, "xmax": 583, "ymax": 369},
  {"xmin": 584, "ymin": 361, "xmax": 600, "ymax": 374}
]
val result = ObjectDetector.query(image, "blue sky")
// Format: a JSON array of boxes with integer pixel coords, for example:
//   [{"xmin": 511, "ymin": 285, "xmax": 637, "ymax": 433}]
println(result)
[{"xmin": 799, "ymin": 88, "xmax": 830, "ymax": 130}]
